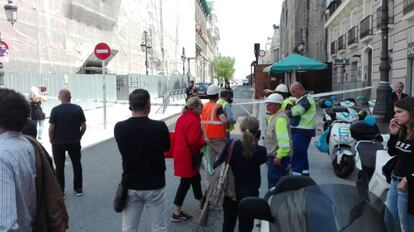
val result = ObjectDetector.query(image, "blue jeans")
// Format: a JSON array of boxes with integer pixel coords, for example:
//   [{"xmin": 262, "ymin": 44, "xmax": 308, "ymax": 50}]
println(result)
[
  {"xmin": 267, "ymin": 156, "xmax": 290, "ymax": 189},
  {"xmin": 291, "ymin": 133, "xmax": 311, "ymax": 176},
  {"xmin": 385, "ymin": 177, "xmax": 414, "ymax": 232}
]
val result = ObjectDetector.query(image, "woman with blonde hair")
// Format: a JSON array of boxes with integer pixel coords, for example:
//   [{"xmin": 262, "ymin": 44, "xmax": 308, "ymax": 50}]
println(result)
[
  {"xmin": 172, "ymin": 97, "xmax": 206, "ymax": 222},
  {"xmin": 214, "ymin": 116, "xmax": 267, "ymax": 232},
  {"xmin": 28, "ymin": 86, "xmax": 46, "ymax": 140}
]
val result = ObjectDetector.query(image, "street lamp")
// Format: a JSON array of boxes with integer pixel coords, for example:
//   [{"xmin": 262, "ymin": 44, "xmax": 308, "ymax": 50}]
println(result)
[
  {"xmin": 140, "ymin": 30, "xmax": 152, "ymax": 75},
  {"xmin": 373, "ymin": 0, "xmax": 393, "ymax": 123},
  {"xmin": 181, "ymin": 47, "xmax": 186, "ymax": 76},
  {"xmin": 4, "ymin": 0, "xmax": 17, "ymax": 26}
]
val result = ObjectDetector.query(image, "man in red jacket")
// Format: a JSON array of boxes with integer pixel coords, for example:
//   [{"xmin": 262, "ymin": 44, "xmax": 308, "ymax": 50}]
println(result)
[{"xmin": 172, "ymin": 97, "xmax": 206, "ymax": 222}]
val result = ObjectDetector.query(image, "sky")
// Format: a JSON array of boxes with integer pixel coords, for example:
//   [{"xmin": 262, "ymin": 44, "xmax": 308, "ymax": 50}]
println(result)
[{"xmin": 213, "ymin": 0, "xmax": 283, "ymax": 81}]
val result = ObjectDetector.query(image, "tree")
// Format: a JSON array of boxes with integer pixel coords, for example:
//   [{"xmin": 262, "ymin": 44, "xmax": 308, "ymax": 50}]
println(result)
[{"xmin": 212, "ymin": 56, "xmax": 235, "ymax": 84}]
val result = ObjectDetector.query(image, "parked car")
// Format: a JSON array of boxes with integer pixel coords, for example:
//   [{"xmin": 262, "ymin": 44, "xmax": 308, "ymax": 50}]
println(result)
[
  {"xmin": 195, "ymin": 82, "xmax": 212, "ymax": 98},
  {"xmin": 242, "ymin": 80, "xmax": 249, "ymax": 86}
]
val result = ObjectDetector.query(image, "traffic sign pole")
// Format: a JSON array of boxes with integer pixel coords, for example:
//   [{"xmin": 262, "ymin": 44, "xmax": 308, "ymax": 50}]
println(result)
[
  {"xmin": 94, "ymin": 42, "xmax": 111, "ymax": 130},
  {"xmin": 102, "ymin": 60, "xmax": 107, "ymax": 130}
]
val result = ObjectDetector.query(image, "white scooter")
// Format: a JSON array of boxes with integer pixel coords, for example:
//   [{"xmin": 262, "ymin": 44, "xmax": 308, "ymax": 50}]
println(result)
[{"xmin": 322, "ymin": 104, "xmax": 360, "ymax": 178}]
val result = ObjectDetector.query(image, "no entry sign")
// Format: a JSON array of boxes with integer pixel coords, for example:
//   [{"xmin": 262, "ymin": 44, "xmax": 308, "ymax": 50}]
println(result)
[
  {"xmin": 0, "ymin": 40, "xmax": 9, "ymax": 57},
  {"xmin": 94, "ymin": 42, "xmax": 111, "ymax": 60}
]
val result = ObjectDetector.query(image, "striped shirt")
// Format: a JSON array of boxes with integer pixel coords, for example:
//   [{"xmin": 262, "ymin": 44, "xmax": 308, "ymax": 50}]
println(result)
[{"xmin": 0, "ymin": 131, "xmax": 37, "ymax": 232}]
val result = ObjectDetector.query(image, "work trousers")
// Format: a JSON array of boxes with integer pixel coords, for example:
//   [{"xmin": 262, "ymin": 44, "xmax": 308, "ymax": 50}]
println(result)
[
  {"xmin": 291, "ymin": 132, "xmax": 311, "ymax": 176},
  {"xmin": 173, "ymin": 172, "xmax": 203, "ymax": 206},
  {"xmin": 267, "ymin": 156, "xmax": 290, "ymax": 189},
  {"xmin": 52, "ymin": 143, "xmax": 82, "ymax": 193}
]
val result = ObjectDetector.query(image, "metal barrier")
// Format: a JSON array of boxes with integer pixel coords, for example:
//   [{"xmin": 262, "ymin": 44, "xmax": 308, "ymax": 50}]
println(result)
[{"xmin": 156, "ymin": 88, "xmax": 186, "ymax": 114}]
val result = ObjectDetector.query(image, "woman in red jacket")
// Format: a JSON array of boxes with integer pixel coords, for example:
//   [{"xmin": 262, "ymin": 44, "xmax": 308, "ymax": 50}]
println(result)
[{"xmin": 172, "ymin": 97, "xmax": 206, "ymax": 222}]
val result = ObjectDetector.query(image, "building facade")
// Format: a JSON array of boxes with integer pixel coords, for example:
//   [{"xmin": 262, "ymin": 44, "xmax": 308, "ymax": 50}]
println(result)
[
  {"xmin": 0, "ymin": 0, "xmax": 199, "ymax": 77},
  {"xmin": 279, "ymin": 0, "xmax": 326, "ymax": 61},
  {"xmin": 326, "ymin": 0, "xmax": 414, "ymax": 98},
  {"xmin": 261, "ymin": 24, "xmax": 280, "ymax": 65}
]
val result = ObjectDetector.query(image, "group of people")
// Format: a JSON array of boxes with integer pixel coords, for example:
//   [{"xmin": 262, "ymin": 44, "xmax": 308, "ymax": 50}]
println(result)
[{"xmin": 1, "ymin": 79, "xmax": 414, "ymax": 232}]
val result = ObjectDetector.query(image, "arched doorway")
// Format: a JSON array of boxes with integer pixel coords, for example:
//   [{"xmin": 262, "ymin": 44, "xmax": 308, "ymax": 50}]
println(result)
[{"xmin": 362, "ymin": 46, "xmax": 373, "ymax": 98}]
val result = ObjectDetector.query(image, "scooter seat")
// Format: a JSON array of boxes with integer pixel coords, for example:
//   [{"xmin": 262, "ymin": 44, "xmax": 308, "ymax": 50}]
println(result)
[{"xmin": 356, "ymin": 142, "xmax": 383, "ymax": 169}]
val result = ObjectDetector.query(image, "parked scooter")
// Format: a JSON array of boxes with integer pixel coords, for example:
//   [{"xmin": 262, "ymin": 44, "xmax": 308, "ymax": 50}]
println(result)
[
  {"xmin": 321, "ymin": 105, "xmax": 360, "ymax": 178},
  {"xmin": 350, "ymin": 116, "xmax": 391, "ymax": 201},
  {"xmin": 240, "ymin": 176, "xmax": 392, "ymax": 232}
]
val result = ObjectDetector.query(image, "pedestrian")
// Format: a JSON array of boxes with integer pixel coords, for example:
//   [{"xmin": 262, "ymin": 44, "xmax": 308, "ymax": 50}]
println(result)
[
  {"xmin": 114, "ymin": 88, "xmax": 170, "ymax": 232},
  {"xmin": 392, "ymin": 82, "xmax": 409, "ymax": 104},
  {"xmin": 217, "ymin": 89, "xmax": 235, "ymax": 140},
  {"xmin": 186, "ymin": 80, "xmax": 195, "ymax": 100},
  {"xmin": 264, "ymin": 93, "xmax": 292, "ymax": 189},
  {"xmin": 385, "ymin": 97, "xmax": 414, "ymax": 232},
  {"xmin": 224, "ymin": 81, "xmax": 234, "ymax": 104},
  {"xmin": 49, "ymin": 89, "xmax": 86, "ymax": 196},
  {"xmin": 172, "ymin": 97, "xmax": 206, "ymax": 222},
  {"xmin": 28, "ymin": 86, "xmax": 46, "ymax": 140},
  {"xmin": 214, "ymin": 116, "xmax": 267, "ymax": 232},
  {"xmin": 201, "ymin": 84, "xmax": 228, "ymax": 186},
  {"xmin": 0, "ymin": 88, "xmax": 37, "ymax": 231},
  {"xmin": 286, "ymin": 82, "xmax": 316, "ymax": 176}
]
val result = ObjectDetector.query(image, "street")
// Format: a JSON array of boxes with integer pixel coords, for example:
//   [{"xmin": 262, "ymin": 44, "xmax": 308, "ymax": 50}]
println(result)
[{"xmin": 63, "ymin": 85, "xmax": 353, "ymax": 232}]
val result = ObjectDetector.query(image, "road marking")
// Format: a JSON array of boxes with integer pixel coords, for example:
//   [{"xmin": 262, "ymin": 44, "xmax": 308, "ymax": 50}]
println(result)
[{"xmin": 239, "ymin": 105, "xmax": 253, "ymax": 116}]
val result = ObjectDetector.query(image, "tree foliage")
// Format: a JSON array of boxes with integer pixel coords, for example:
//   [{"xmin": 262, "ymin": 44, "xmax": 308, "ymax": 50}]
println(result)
[{"xmin": 212, "ymin": 56, "xmax": 235, "ymax": 83}]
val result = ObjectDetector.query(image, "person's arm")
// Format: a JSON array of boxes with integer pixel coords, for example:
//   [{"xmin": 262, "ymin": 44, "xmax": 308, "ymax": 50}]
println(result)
[
  {"xmin": 287, "ymin": 96, "xmax": 311, "ymax": 117},
  {"xmin": 160, "ymin": 121, "xmax": 170, "ymax": 152},
  {"xmin": 0, "ymin": 158, "xmax": 18, "ymax": 231},
  {"xmin": 387, "ymin": 134, "xmax": 399, "ymax": 157},
  {"xmin": 216, "ymin": 106, "xmax": 228, "ymax": 125},
  {"xmin": 256, "ymin": 146, "xmax": 267, "ymax": 165},
  {"xmin": 213, "ymin": 141, "xmax": 229, "ymax": 168},
  {"xmin": 224, "ymin": 105, "xmax": 234, "ymax": 125},
  {"xmin": 188, "ymin": 121, "xmax": 206, "ymax": 154},
  {"xmin": 274, "ymin": 117, "xmax": 291, "ymax": 163},
  {"xmin": 80, "ymin": 122, "xmax": 86, "ymax": 138},
  {"xmin": 49, "ymin": 124, "xmax": 55, "ymax": 143}
]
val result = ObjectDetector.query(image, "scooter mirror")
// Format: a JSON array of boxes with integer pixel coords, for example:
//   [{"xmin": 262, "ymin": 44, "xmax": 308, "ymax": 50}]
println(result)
[{"xmin": 239, "ymin": 197, "xmax": 275, "ymax": 223}]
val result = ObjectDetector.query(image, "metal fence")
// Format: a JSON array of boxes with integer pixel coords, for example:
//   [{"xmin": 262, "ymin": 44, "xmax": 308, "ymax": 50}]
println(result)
[{"xmin": 3, "ymin": 73, "xmax": 186, "ymax": 116}]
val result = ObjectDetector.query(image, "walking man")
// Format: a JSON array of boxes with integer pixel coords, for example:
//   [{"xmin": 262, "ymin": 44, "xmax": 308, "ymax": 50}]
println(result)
[
  {"xmin": 114, "ymin": 89, "xmax": 170, "ymax": 232},
  {"xmin": 0, "ymin": 88, "xmax": 37, "ymax": 231},
  {"xmin": 49, "ymin": 89, "xmax": 86, "ymax": 196},
  {"xmin": 286, "ymin": 82, "xmax": 316, "ymax": 176},
  {"xmin": 264, "ymin": 93, "xmax": 292, "ymax": 188}
]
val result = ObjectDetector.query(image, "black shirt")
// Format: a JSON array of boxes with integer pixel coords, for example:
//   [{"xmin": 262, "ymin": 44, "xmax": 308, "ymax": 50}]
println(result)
[
  {"xmin": 114, "ymin": 117, "xmax": 170, "ymax": 190},
  {"xmin": 214, "ymin": 140, "xmax": 267, "ymax": 193},
  {"xmin": 388, "ymin": 134, "xmax": 414, "ymax": 178},
  {"xmin": 49, "ymin": 104, "xmax": 86, "ymax": 144}
]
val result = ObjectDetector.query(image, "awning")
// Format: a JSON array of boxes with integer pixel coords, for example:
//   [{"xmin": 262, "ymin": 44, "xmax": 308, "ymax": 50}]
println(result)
[{"xmin": 267, "ymin": 53, "xmax": 327, "ymax": 75}]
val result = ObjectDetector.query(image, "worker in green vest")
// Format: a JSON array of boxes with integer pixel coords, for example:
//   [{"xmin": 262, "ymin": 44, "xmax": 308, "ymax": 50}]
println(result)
[{"xmin": 217, "ymin": 89, "xmax": 234, "ymax": 140}]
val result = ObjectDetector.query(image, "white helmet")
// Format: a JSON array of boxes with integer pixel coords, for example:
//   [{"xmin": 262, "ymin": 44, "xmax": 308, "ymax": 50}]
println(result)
[
  {"xmin": 265, "ymin": 93, "xmax": 284, "ymax": 104},
  {"xmin": 275, "ymin": 84, "xmax": 288, "ymax": 93},
  {"xmin": 207, "ymin": 84, "xmax": 220, "ymax": 95}
]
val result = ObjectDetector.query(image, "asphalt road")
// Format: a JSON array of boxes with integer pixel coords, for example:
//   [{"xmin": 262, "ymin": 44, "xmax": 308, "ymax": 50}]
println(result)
[{"xmin": 63, "ymin": 87, "xmax": 355, "ymax": 231}]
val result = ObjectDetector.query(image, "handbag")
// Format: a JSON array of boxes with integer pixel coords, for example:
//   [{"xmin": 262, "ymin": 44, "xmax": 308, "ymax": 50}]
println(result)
[
  {"xmin": 113, "ymin": 177, "xmax": 128, "ymax": 213},
  {"xmin": 382, "ymin": 156, "xmax": 398, "ymax": 184}
]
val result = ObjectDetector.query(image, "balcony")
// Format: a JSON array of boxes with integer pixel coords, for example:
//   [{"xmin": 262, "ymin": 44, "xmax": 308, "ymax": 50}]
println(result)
[
  {"xmin": 331, "ymin": 41, "xmax": 337, "ymax": 55},
  {"xmin": 404, "ymin": 0, "xmax": 414, "ymax": 15},
  {"xmin": 327, "ymin": 0, "xmax": 342, "ymax": 17},
  {"xmin": 360, "ymin": 15, "xmax": 373, "ymax": 42},
  {"xmin": 376, "ymin": 7, "xmax": 394, "ymax": 30},
  {"xmin": 348, "ymin": 26, "xmax": 358, "ymax": 46},
  {"xmin": 338, "ymin": 34, "xmax": 346, "ymax": 51}
]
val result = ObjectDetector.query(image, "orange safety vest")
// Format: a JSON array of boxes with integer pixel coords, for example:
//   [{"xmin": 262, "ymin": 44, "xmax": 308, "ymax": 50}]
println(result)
[{"xmin": 201, "ymin": 101, "xmax": 226, "ymax": 139}]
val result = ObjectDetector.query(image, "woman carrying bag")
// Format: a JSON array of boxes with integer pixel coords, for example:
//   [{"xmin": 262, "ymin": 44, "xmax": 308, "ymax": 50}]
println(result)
[
  {"xmin": 28, "ymin": 86, "xmax": 46, "ymax": 140},
  {"xmin": 172, "ymin": 97, "xmax": 206, "ymax": 222},
  {"xmin": 385, "ymin": 97, "xmax": 414, "ymax": 232},
  {"xmin": 214, "ymin": 116, "xmax": 267, "ymax": 232}
]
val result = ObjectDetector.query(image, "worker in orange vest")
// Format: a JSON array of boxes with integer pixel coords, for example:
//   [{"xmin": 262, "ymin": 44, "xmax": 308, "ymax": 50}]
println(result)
[{"xmin": 201, "ymin": 84, "xmax": 228, "ymax": 186}]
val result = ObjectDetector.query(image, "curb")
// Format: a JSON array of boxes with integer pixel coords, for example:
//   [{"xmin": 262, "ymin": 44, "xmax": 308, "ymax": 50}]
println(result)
[{"xmin": 81, "ymin": 111, "xmax": 182, "ymax": 151}]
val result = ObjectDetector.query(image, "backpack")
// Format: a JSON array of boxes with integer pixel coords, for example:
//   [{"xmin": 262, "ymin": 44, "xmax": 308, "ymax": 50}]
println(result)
[{"xmin": 23, "ymin": 136, "xmax": 69, "ymax": 232}]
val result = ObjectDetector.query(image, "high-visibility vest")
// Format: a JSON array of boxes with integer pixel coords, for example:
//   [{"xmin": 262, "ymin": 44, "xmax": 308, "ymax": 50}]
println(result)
[
  {"xmin": 290, "ymin": 94, "xmax": 316, "ymax": 131},
  {"xmin": 264, "ymin": 111, "xmax": 292, "ymax": 159},
  {"xmin": 201, "ymin": 101, "xmax": 226, "ymax": 139},
  {"xmin": 216, "ymin": 99, "xmax": 234, "ymax": 132}
]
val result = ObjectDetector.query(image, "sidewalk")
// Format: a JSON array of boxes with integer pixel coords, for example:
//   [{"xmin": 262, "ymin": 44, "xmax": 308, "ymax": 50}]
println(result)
[{"xmin": 38, "ymin": 97, "xmax": 188, "ymax": 154}]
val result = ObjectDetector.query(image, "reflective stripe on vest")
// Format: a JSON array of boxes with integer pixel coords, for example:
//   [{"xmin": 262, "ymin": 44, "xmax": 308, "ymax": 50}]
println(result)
[
  {"xmin": 292, "ymin": 95, "xmax": 316, "ymax": 131},
  {"xmin": 201, "ymin": 101, "xmax": 226, "ymax": 139}
]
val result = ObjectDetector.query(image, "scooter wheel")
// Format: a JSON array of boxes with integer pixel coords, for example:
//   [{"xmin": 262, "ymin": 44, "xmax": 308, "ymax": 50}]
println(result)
[{"xmin": 333, "ymin": 155, "xmax": 355, "ymax": 178}]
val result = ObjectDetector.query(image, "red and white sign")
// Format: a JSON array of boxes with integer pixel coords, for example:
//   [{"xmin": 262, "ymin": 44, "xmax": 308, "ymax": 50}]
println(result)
[
  {"xmin": 259, "ymin": 50, "xmax": 266, "ymax": 57},
  {"xmin": 0, "ymin": 40, "xmax": 9, "ymax": 57},
  {"xmin": 94, "ymin": 42, "xmax": 111, "ymax": 60}
]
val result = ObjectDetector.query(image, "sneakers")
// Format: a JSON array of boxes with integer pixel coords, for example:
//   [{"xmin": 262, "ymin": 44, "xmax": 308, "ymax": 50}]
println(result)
[
  {"xmin": 74, "ymin": 189, "xmax": 83, "ymax": 197},
  {"xmin": 171, "ymin": 212, "xmax": 193, "ymax": 222}
]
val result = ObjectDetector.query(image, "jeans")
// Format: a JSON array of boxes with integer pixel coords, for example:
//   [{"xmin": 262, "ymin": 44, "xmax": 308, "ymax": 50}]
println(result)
[
  {"xmin": 122, "ymin": 188, "xmax": 167, "ymax": 232},
  {"xmin": 291, "ymin": 133, "xmax": 311, "ymax": 176},
  {"xmin": 222, "ymin": 189, "xmax": 259, "ymax": 232},
  {"xmin": 173, "ymin": 172, "xmax": 203, "ymax": 206},
  {"xmin": 33, "ymin": 120, "xmax": 44, "ymax": 139},
  {"xmin": 385, "ymin": 177, "xmax": 414, "ymax": 232},
  {"xmin": 52, "ymin": 143, "xmax": 82, "ymax": 193},
  {"xmin": 267, "ymin": 156, "xmax": 290, "ymax": 189}
]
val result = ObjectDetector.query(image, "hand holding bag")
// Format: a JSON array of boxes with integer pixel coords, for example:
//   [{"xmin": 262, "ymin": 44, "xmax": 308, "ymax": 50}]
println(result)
[{"xmin": 113, "ymin": 177, "xmax": 128, "ymax": 213}]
